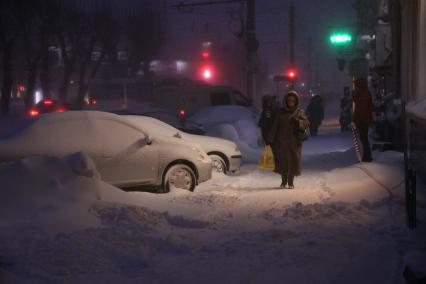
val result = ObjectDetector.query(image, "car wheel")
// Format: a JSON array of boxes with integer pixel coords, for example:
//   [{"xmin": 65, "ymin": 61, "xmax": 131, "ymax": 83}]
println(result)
[
  {"xmin": 163, "ymin": 164, "xmax": 196, "ymax": 192},
  {"xmin": 210, "ymin": 154, "xmax": 227, "ymax": 174}
]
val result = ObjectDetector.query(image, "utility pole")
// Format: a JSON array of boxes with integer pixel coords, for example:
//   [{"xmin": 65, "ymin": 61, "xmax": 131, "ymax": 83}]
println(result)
[
  {"xmin": 288, "ymin": 2, "xmax": 295, "ymax": 89},
  {"xmin": 246, "ymin": 0, "xmax": 258, "ymax": 102},
  {"xmin": 289, "ymin": 2, "xmax": 295, "ymax": 67},
  {"xmin": 172, "ymin": 0, "xmax": 258, "ymax": 102},
  {"xmin": 307, "ymin": 37, "xmax": 312, "ymax": 91}
]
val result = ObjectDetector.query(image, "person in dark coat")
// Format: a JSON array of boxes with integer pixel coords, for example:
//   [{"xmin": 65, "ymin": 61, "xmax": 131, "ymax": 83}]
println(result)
[
  {"xmin": 305, "ymin": 94, "xmax": 324, "ymax": 136},
  {"xmin": 258, "ymin": 95, "xmax": 278, "ymax": 144},
  {"xmin": 353, "ymin": 78, "xmax": 373, "ymax": 162},
  {"xmin": 268, "ymin": 91, "xmax": 309, "ymax": 189}
]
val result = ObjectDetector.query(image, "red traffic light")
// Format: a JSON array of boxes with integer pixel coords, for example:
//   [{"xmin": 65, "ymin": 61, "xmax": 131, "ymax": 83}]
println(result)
[
  {"xmin": 287, "ymin": 69, "xmax": 296, "ymax": 79},
  {"xmin": 201, "ymin": 65, "xmax": 214, "ymax": 80},
  {"xmin": 203, "ymin": 69, "xmax": 212, "ymax": 79},
  {"xmin": 178, "ymin": 109, "xmax": 186, "ymax": 117},
  {"xmin": 202, "ymin": 51, "xmax": 210, "ymax": 59}
]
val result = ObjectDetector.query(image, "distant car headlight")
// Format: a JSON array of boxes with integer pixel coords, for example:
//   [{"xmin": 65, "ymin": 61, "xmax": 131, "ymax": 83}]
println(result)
[{"xmin": 192, "ymin": 146, "xmax": 211, "ymax": 163}]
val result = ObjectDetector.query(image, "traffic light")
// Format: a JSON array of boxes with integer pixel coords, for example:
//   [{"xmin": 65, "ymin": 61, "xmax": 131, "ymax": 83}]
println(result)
[
  {"xmin": 201, "ymin": 65, "xmax": 214, "ymax": 80},
  {"xmin": 329, "ymin": 32, "xmax": 352, "ymax": 45},
  {"xmin": 287, "ymin": 69, "xmax": 297, "ymax": 79},
  {"xmin": 202, "ymin": 51, "xmax": 210, "ymax": 59},
  {"xmin": 200, "ymin": 41, "xmax": 215, "ymax": 81}
]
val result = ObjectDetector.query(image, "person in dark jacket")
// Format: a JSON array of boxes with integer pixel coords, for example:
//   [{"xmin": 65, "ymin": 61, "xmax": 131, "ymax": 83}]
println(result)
[
  {"xmin": 353, "ymin": 78, "xmax": 373, "ymax": 162},
  {"xmin": 258, "ymin": 95, "xmax": 278, "ymax": 144},
  {"xmin": 305, "ymin": 94, "xmax": 324, "ymax": 136},
  {"xmin": 268, "ymin": 91, "xmax": 309, "ymax": 189}
]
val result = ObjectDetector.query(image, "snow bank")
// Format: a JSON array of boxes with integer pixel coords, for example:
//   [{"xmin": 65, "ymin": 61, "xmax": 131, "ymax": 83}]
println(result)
[
  {"xmin": 0, "ymin": 152, "xmax": 107, "ymax": 233},
  {"xmin": 205, "ymin": 123, "xmax": 262, "ymax": 163},
  {"xmin": 189, "ymin": 106, "xmax": 262, "ymax": 162}
]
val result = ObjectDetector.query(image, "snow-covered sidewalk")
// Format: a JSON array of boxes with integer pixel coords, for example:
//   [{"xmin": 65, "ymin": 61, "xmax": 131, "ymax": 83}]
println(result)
[{"xmin": 1, "ymin": 120, "xmax": 425, "ymax": 284}]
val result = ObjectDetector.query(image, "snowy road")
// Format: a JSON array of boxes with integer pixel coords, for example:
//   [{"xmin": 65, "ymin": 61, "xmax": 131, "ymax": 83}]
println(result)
[{"xmin": 1, "ymin": 118, "xmax": 425, "ymax": 284}]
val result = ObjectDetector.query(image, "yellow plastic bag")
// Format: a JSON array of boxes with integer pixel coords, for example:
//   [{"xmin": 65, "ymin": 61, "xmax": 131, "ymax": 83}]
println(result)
[{"xmin": 258, "ymin": 145, "xmax": 275, "ymax": 170}]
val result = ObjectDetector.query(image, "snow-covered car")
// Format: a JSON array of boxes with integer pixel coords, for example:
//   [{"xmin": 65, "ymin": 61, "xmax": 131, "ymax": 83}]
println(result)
[
  {"xmin": 0, "ymin": 111, "xmax": 212, "ymax": 192},
  {"xmin": 122, "ymin": 115, "xmax": 242, "ymax": 174},
  {"xmin": 111, "ymin": 109, "xmax": 205, "ymax": 135}
]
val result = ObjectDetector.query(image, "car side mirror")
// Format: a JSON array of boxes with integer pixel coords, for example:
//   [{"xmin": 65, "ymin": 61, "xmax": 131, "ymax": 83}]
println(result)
[{"xmin": 145, "ymin": 134, "xmax": 152, "ymax": 145}]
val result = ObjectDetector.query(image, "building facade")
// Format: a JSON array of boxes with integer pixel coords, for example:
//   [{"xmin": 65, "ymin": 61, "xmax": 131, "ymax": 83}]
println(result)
[{"xmin": 401, "ymin": 0, "xmax": 426, "ymax": 182}]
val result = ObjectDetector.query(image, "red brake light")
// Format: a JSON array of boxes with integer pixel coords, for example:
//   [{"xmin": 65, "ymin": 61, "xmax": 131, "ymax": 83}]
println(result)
[
  {"xmin": 55, "ymin": 107, "xmax": 65, "ymax": 113},
  {"xmin": 43, "ymin": 99, "xmax": 53, "ymax": 106},
  {"xmin": 91, "ymin": 99, "xmax": 97, "ymax": 105},
  {"xmin": 29, "ymin": 109, "xmax": 39, "ymax": 116}
]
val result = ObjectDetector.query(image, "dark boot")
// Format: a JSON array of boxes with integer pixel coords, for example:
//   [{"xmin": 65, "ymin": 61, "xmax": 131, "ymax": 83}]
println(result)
[
  {"xmin": 288, "ymin": 176, "xmax": 295, "ymax": 189},
  {"xmin": 280, "ymin": 175, "xmax": 287, "ymax": 188}
]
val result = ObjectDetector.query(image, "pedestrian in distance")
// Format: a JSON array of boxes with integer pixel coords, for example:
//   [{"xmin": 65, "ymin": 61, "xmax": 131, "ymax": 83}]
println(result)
[
  {"xmin": 340, "ymin": 86, "xmax": 352, "ymax": 132},
  {"xmin": 258, "ymin": 95, "xmax": 279, "ymax": 145},
  {"xmin": 258, "ymin": 95, "xmax": 279, "ymax": 170},
  {"xmin": 267, "ymin": 91, "xmax": 309, "ymax": 189},
  {"xmin": 305, "ymin": 94, "xmax": 324, "ymax": 136},
  {"xmin": 352, "ymin": 78, "xmax": 373, "ymax": 162}
]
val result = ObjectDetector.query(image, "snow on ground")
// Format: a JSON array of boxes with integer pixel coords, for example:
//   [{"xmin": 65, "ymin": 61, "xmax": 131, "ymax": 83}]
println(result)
[{"xmin": 1, "ymin": 105, "xmax": 426, "ymax": 283}]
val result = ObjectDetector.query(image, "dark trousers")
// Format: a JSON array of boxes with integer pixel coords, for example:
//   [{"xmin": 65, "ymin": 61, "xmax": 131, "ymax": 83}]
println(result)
[
  {"xmin": 356, "ymin": 122, "xmax": 372, "ymax": 161},
  {"xmin": 309, "ymin": 124, "xmax": 319, "ymax": 136}
]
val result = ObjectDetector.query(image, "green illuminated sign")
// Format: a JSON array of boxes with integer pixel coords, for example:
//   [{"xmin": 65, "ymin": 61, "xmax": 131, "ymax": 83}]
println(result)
[{"xmin": 330, "ymin": 33, "xmax": 352, "ymax": 45}]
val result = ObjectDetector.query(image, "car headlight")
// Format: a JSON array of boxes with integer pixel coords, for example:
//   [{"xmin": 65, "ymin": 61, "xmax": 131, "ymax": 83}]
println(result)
[{"xmin": 191, "ymin": 146, "xmax": 211, "ymax": 163}]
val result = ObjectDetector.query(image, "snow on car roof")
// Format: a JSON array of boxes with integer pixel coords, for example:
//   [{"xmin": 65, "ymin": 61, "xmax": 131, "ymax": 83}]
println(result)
[
  {"xmin": 0, "ymin": 111, "xmax": 149, "ymax": 159},
  {"xmin": 16, "ymin": 111, "xmax": 146, "ymax": 135},
  {"xmin": 123, "ymin": 115, "xmax": 178, "ymax": 135}
]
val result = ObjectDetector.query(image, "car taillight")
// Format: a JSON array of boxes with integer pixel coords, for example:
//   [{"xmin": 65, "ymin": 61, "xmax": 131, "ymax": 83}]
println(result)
[
  {"xmin": 55, "ymin": 107, "xmax": 65, "ymax": 113},
  {"xmin": 28, "ymin": 109, "xmax": 39, "ymax": 116},
  {"xmin": 91, "ymin": 99, "xmax": 97, "ymax": 105},
  {"xmin": 43, "ymin": 99, "xmax": 53, "ymax": 106}
]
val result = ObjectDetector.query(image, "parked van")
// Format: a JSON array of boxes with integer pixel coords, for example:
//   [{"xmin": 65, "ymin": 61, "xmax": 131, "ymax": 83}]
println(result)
[{"xmin": 152, "ymin": 82, "xmax": 254, "ymax": 116}]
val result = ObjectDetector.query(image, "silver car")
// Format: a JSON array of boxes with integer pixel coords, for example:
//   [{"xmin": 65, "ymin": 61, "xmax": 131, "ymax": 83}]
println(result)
[
  {"xmin": 0, "ymin": 111, "xmax": 212, "ymax": 192},
  {"xmin": 123, "ymin": 115, "xmax": 242, "ymax": 174}
]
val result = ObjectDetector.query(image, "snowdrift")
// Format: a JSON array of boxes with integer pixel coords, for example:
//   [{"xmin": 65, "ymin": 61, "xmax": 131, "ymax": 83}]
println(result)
[
  {"xmin": 189, "ymin": 105, "xmax": 262, "ymax": 162},
  {"xmin": 0, "ymin": 152, "xmax": 107, "ymax": 233}
]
